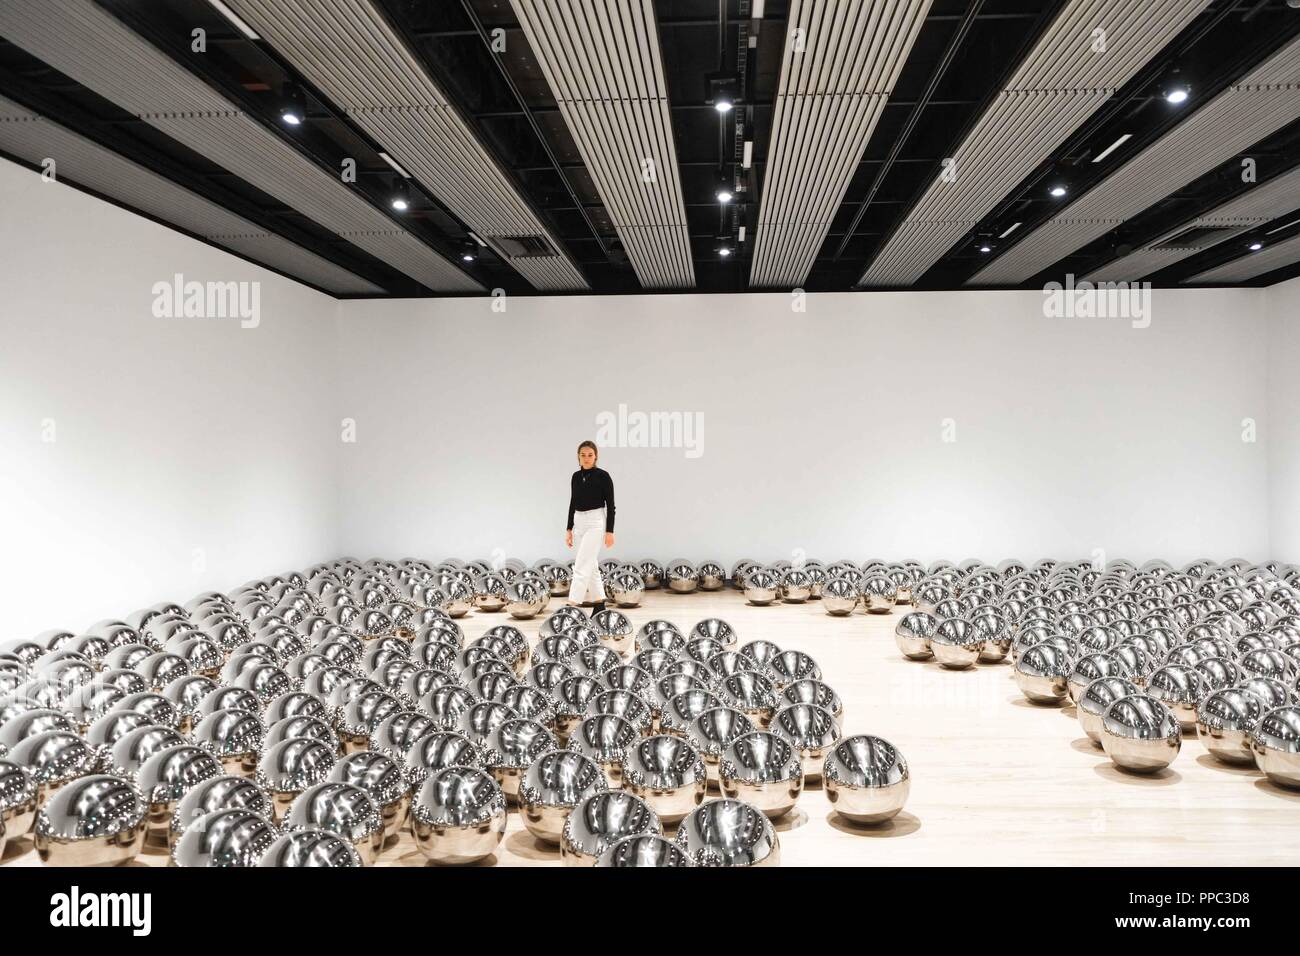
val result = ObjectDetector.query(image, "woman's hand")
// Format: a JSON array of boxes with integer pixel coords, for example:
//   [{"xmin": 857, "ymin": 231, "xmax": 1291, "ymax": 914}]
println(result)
[
  {"xmin": 565, "ymin": 530, "xmax": 573, "ymax": 548},
  {"xmin": 604, "ymin": 532, "xmax": 615, "ymax": 549}
]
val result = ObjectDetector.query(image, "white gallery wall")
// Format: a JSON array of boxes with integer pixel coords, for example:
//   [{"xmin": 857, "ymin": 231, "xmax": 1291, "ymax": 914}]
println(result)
[
  {"xmin": 1268, "ymin": 275, "xmax": 1300, "ymax": 562},
  {"xmin": 3, "ymin": 145, "xmax": 1296, "ymax": 642},
  {"xmin": 337, "ymin": 287, "xmax": 1273, "ymax": 567},
  {"xmin": 0, "ymin": 158, "xmax": 342, "ymax": 635}
]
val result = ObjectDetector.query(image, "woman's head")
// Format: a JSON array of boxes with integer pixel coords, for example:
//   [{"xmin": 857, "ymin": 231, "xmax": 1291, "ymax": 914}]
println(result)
[{"xmin": 576, "ymin": 440, "xmax": 598, "ymax": 469}]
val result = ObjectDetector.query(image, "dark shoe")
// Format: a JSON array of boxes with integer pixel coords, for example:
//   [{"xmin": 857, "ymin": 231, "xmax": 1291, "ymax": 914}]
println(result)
[{"xmin": 591, "ymin": 601, "xmax": 607, "ymax": 613}]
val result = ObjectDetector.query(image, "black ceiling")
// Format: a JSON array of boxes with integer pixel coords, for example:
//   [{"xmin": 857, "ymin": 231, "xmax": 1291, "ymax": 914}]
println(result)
[{"xmin": 1, "ymin": 0, "xmax": 1299, "ymax": 297}]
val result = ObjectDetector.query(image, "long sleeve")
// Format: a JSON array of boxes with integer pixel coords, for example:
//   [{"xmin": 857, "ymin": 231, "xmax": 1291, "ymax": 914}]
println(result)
[
  {"xmin": 603, "ymin": 470, "xmax": 615, "ymax": 532},
  {"xmin": 566, "ymin": 472, "xmax": 576, "ymax": 530}
]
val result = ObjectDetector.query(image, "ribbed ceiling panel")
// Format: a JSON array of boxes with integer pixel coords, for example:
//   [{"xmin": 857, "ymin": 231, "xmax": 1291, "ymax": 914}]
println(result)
[
  {"xmin": 223, "ymin": 0, "xmax": 587, "ymax": 292},
  {"xmin": 510, "ymin": 0, "xmax": 693, "ymax": 289},
  {"xmin": 860, "ymin": 0, "xmax": 1210, "ymax": 287},
  {"xmin": 0, "ymin": 0, "xmax": 479, "ymax": 293},
  {"xmin": 970, "ymin": 32, "xmax": 1300, "ymax": 286},
  {"xmin": 1085, "ymin": 164, "xmax": 1300, "ymax": 282},
  {"xmin": 750, "ymin": 0, "xmax": 931, "ymax": 289},
  {"xmin": 0, "ymin": 99, "xmax": 382, "ymax": 294},
  {"xmin": 1186, "ymin": 231, "xmax": 1300, "ymax": 283}
]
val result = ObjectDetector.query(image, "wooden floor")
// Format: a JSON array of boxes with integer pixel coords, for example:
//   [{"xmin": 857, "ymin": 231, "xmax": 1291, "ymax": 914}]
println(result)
[{"xmin": 5, "ymin": 588, "xmax": 1297, "ymax": 867}]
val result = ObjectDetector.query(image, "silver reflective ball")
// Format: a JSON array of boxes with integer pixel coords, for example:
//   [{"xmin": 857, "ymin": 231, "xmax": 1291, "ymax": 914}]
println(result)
[
  {"xmin": 596, "ymin": 833, "xmax": 692, "ymax": 866},
  {"xmin": 623, "ymin": 734, "xmax": 707, "ymax": 824},
  {"xmin": 781, "ymin": 679, "xmax": 843, "ymax": 720},
  {"xmin": 8, "ymin": 729, "xmax": 99, "ymax": 794},
  {"xmin": 0, "ymin": 758, "xmax": 38, "ymax": 839},
  {"xmin": 718, "ymin": 730, "xmax": 802, "ymax": 820},
  {"xmin": 171, "ymin": 807, "xmax": 277, "ymax": 867},
  {"xmin": 1077, "ymin": 677, "xmax": 1141, "ymax": 745},
  {"xmin": 483, "ymin": 718, "xmax": 554, "ymax": 803},
  {"xmin": 824, "ymin": 734, "xmax": 909, "ymax": 825},
  {"xmin": 329, "ymin": 750, "xmax": 410, "ymax": 841},
  {"xmin": 518, "ymin": 750, "xmax": 607, "ymax": 844},
  {"xmin": 1146, "ymin": 664, "xmax": 1207, "ymax": 730},
  {"xmin": 1014, "ymin": 643, "xmax": 1073, "ymax": 705},
  {"xmin": 608, "ymin": 572, "xmax": 645, "ymax": 608},
  {"xmin": 698, "ymin": 562, "xmax": 726, "ymax": 591},
  {"xmin": 822, "ymin": 577, "xmax": 860, "ymax": 616},
  {"xmin": 743, "ymin": 569, "xmax": 779, "ymax": 606},
  {"xmin": 691, "ymin": 618, "xmax": 736, "ymax": 648},
  {"xmin": 1250, "ymin": 705, "xmax": 1300, "ymax": 789},
  {"xmin": 1197, "ymin": 688, "xmax": 1265, "ymax": 765},
  {"xmin": 894, "ymin": 612, "xmax": 936, "ymax": 660},
  {"xmin": 1101, "ymin": 694, "xmax": 1182, "ymax": 773},
  {"xmin": 566, "ymin": 714, "xmax": 638, "ymax": 787},
  {"xmin": 674, "ymin": 798, "xmax": 779, "ymax": 867},
  {"xmin": 258, "ymin": 827, "xmax": 362, "ymax": 867},
  {"xmin": 766, "ymin": 650, "xmax": 821, "ymax": 690},
  {"xmin": 136, "ymin": 744, "xmax": 223, "ymax": 837},
  {"xmin": 404, "ymin": 731, "xmax": 483, "ymax": 791},
  {"xmin": 930, "ymin": 619, "xmax": 984, "ymax": 669},
  {"xmin": 283, "ymin": 781, "xmax": 383, "ymax": 865},
  {"xmin": 590, "ymin": 690, "xmax": 655, "ymax": 736},
  {"xmin": 738, "ymin": 640, "xmax": 782, "ymax": 672},
  {"xmin": 860, "ymin": 574, "xmax": 897, "ymax": 613},
  {"xmin": 411, "ymin": 765, "xmax": 507, "ymax": 865},
  {"xmin": 666, "ymin": 560, "xmax": 700, "ymax": 593},
  {"xmin": 193, "ymin": 708, "xmax": 265, "ymax": 775},
  {"xmin": 769, "ymin": 704, "xmax": 839, "ymax": 780},
  {"xmin": 685, "ymin": 706, "xmax": 754, "ymax": 785},
  {"xmin": 780, "ymin": 569, "xmax": 812, "ymax": 603},
  {"xmin": 255, "ymin": 738, "xmax": 338, "ymax": 822},
  {"xmin": 589, "ymin": 609, "xmax": 634, "ymax": 655},
  {"xmin": 561, "ymin": 790, "xmax": 661, "ymax": 866},
  {"xmin": 168, "ymin": 774, "xmax": 273, "ymax": 849},
  {"xmin": 658, "ymin": 689, "xmax": 724, "ymax": 737},
  {"xmin": 34, "ymin": 773, "xmax": 147, "ymax": 866},
  {"xmin": 716, "ymin": 671, "xmax": 777, "ymax": 727},
  {"xmin": 504, "ymin": 580, "xmax": 547, "ymax": 620}
]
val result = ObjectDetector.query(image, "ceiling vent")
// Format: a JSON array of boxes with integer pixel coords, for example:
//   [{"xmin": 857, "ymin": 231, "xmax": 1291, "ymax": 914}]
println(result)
[{"xmin": 494, "ymin": 235, "xmax": 557, "ymax": 259}]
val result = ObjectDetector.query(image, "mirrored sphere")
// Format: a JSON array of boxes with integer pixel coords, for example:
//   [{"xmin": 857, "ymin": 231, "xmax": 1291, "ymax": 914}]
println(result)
[
  {"xmin": 673, "ymin": 799, "xmax": 779, "ymax": 867},
  {"xmin": 561, "ymin": 790, "xmax": 661, "ymax": 866},
  {"xmin": 824, "ymin": 735, "xmax": 909, "ymax": 825},
  {"xmin": 411, "ymin": 765, "xmax": 508, "ymax": 865},
  {"xmin": 718, "ymin": 731, "xmax": 802, "ymax": 820},
  {"xmin": 1101, "ymin": 694, "xmax": 1182, "ymax": 773},
  {"xmin": 34, "ymin": 773, "xmax": 146, "ymax": 866},
  {"xmin": 258, "ymin": 827, "xmax": 362, "ymax": 867},
  {"xmin": 171, "ymin": 808, "xmax": 277, "ymax": 867}
]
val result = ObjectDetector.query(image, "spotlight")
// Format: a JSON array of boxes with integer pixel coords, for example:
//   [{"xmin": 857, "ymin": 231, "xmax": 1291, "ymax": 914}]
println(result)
[
  {"xmin": 717, "ymin": 243, "xmax": 733, "ymax": 258},
  {"xmin": 706, "ymin": 73, "xmax": 738, "ymax": 114},
  {"xmin": 460, "ymin": 240, "xmax": 478, "ymax": 263},
  {"xmin": 1049, "ymin": 185, "xmax": 1067, "ymax": 198},
  {"xmin": 714, "ymin": 99, "xmax": 733, "ymax": 114},
  {"xmin": 279, "ymin": 84, "xmax": 306, "ymax": 127},
  {"xmin": 1165, "ymin": 87, "xmax": 1189, "ymax": 105},
  {"xmin": 716, "ymin": 183, "xmax": 734, "ymax": 204},
  {"xmin": 389, "ymin": 178, "xmax": 410, "ymax": 212},
  {"xmin": 978, "ymin": 244, "xmax": 992, "ymax": 254},
  {"xmin": 1249, "ymin": 242, "xmax": 1263, "ymax": 251}
]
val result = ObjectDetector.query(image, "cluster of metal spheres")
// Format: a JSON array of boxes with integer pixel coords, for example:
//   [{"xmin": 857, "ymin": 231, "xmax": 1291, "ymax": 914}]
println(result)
[
  {"xmin": 0, "ymin": 556, "xmax": 908, "ymax": 867},
  {"xmin": 731, "ymin": 559, "xmax": 921, "ymax": 611},
  {"xmin": 888, "ymin": 557, "xmax": 1300, "ymax": 782}
]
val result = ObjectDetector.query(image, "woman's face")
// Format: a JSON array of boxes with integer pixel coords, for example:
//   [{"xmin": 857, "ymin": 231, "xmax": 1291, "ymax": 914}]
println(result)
[{"xmin": 578, "ymin": 446, "xmax": 597, "ymax": 469}]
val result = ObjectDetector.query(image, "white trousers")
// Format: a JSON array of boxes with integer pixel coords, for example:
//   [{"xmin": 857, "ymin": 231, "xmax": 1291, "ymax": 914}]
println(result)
[{"xmin": 569, "ymin": 508, "xmax": 606, "ymax": 603}]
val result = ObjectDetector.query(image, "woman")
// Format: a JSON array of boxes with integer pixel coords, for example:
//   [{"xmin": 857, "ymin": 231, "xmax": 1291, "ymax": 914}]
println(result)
[{"xmin": 565, "ymin": 440, "xmax": 615, "ymax": 610}]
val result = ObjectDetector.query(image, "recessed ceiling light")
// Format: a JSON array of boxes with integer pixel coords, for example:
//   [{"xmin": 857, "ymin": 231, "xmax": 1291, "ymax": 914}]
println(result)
[
  {"xmin": 461, "ymin": 252, "xmax": 475, "ymax": 262},
  {"xmin": 280, "ymin": 108, "xmax": 301, "ymax": 126},
  {"xmin": 1092, "ymin": 133, "xmax": 1132, "ymax": 163},
  {"xmin": 978, "ymin": 244, "xmax": 991, "ymax": 254},
  {"xmin": 390, "ymin": 197, "xmax": 408, "ymax": 211},
  {"xmin": 1049, "ymin": 185, "xmax": 1067, "ymax": 198},
  {"xmin": 717, "ymin": 188, "xmax": 733, "ymax": 203},
  {"xmin": 1165, "ymin": 87, "xmax": 1189, "ymax": 105},
  {"xmin": 714, "ymin": 99, "xmax": 733, "ymax": 113},
  {"xmin": 1249, "ymin": 242, "xmax": 1263, "ymax": 251},
  {"xmin": 378, "ymin": 152, "xmax": 410, "ymax": 178},
  {"xmin": 206, "ymin": 0, "xmax": 260, "ymax": 40},
  {"xmin": 718, "ymin": 245, "xmax": 733, "ymax": 257}
]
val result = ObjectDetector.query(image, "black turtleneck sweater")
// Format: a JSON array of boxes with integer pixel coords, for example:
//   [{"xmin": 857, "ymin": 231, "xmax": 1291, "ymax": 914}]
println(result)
[{"xmin": 567, "ymin": 466, "xmax": 615, "ymax": 532}]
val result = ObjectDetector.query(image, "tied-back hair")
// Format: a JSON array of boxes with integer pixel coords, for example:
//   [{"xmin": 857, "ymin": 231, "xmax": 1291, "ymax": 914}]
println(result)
[{"xmin": 577, "ymin": 440, "xmax": 598, "ymax": 461}]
